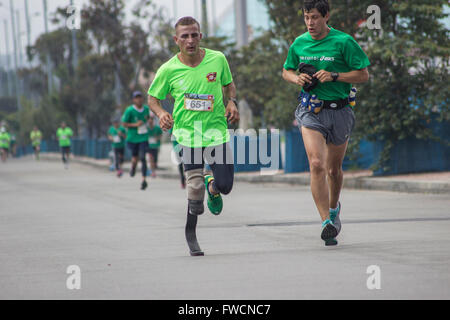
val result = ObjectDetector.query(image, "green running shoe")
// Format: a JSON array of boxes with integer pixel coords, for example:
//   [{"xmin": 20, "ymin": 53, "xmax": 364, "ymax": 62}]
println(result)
[
  {"xmin": 321, "ymin": 219, "xmax": 338, "ymax": 241},
  {"xmin": 205, "ymin": 175, "xmax": 222, "ymax": 215}
]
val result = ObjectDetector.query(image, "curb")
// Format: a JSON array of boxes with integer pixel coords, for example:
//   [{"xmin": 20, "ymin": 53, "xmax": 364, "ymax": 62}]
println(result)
[{"xmin": 38, "ymin": 154, "xmax": 450, "ymax": 195}]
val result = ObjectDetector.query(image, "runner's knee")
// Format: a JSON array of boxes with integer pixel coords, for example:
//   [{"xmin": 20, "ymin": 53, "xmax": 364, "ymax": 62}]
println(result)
[
  {"xmin": 327, "ymin": 166, "xmax": 342, "ymax": 179},
  {"xmin": 213, "ymin": 178, "xmax": 233, "ymax": 195},
  {"xmin": 185, "ymin": 168, "xmax": 205, "ymax": 215},
  {"xmin": 186, "ymin": 168, "xmax": 205, "ymax": 201}
]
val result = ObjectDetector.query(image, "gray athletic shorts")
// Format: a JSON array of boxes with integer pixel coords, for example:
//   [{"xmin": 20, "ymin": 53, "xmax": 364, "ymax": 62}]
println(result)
[{"xmin": 295, "ymin": 104, "xmax": 356, "ymax": 145}]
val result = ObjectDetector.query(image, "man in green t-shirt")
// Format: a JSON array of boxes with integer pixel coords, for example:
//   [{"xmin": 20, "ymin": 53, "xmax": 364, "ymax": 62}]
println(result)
[
  {"xmin": 282, "ymin": 0, "xmax": 370, "ymax": 246},
  {"xmin": 56, "ymin": 121, "xmax": 74, "ymax": 169},
  {"xmin": 147, "ymin": 116, "xmax": 163, "ymax": 178},
  {"xmin": 148, "ymin": 16, "xmax": 239, "ymax": 256},
  {"xmin": 30, "ymin": 126, "xmax": 43, "ymax": 160},
  {"xmin": 0, "ymin": 126, "xmax": 11, "ymax": 162},
  {"xmin": 9, "ymin": 133, "xmax": 16, "ymax": 157},
  {"xmin": 108, "ymin": 119, "xmax": 127, "ymax": 177},
  {"xmin": 122, "ymin": 91, "xmax": 151, "ymax": 190}
]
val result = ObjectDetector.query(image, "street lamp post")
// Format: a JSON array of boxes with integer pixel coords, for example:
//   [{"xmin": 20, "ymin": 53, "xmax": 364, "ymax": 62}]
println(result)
[
  {"xmin": 201, "ymin": 0, "xmax": 208, "ymax": 38},
  {"xmin": 3, "ymin": 20, "xmax": 12, "ymax": 96},
  {"xmin": 70, "ymin": 0, "xmax": 78, "ymax": 73},
  {"xmin": 43, "ymin": 0, "xmax": 53, "ymax": 94},
  {"xmin": 9, "ymin": 0, "xmax": 21, "ymax": 110},
  {"xmin": 16, "ymin": 10, "xmax": 24, "ymax": 67}
]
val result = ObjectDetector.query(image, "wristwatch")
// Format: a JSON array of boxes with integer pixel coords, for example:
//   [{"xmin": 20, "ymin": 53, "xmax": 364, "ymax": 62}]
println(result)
[
  {"xmin": 331, "ymin": 72, "xmax": 339, "ymax": 82},
  {"xmin": 230, "ymin": 98, "xmax": 238, "ymax": 105}
]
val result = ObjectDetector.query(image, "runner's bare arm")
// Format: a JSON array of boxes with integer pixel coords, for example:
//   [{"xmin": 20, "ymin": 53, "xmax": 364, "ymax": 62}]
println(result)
[
  {"xmin": 223, "ymin": 81, "xmax": 240, "ymax": 124},
  {"xmin": 148, "ymin": 95, "xmax": 174, "ymax": 131},
  {"xmin": 313, "ymin": 68, "xmax": 369, "ymax": 83}
]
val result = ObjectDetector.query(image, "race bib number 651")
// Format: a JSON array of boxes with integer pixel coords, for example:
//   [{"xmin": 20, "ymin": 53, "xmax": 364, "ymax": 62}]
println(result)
[{"xmin": 184, "ymin": 93, "xmax": 214, "ymax": 112}]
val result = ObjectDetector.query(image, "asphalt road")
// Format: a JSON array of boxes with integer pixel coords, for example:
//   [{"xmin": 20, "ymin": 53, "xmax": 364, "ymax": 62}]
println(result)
[{"xmin": 1, "ymin": 158, "xmax": 449, "ymax": 299}]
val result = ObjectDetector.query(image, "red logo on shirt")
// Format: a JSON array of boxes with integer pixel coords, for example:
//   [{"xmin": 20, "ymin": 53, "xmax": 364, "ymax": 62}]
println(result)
[{"xmin": 206, "ymin": 72, "xmax": 217, "ymax": 82}]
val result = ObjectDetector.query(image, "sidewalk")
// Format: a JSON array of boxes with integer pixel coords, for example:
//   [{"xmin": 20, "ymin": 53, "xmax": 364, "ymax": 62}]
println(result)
[{"xmin": 39, "ymin": 143, "xmax": 450, "ymax": 195}]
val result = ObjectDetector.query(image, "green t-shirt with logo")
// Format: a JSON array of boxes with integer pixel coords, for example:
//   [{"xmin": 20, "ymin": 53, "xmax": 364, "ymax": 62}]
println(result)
[
  {"xmin": 148, "ymin": 48, "xmax": 233, "ymax": 148},
  {"xmin": 121, "ymin": 105, "xmax": 150, "ymax": 143},
  {"xmin": 30, "ymin": 130, "xmax": 42, "ymax": 146},
  {"xmin": 0, "ymin": 132, "xmax": 11, "ymax": 149},
  {"xmin": 108, "ymin": 125, "xmax": 126, "ymax": 149},
  {"xmin": 284, "ymin": 27, "xmax": 370, "ymax": 101},
  {"xmin": 57, "ymin": 127, "xmax": 73, "ymax": 147},
  {"xmin": 148, "ymin": 125, "xmax": 163, "ymax": 149}
]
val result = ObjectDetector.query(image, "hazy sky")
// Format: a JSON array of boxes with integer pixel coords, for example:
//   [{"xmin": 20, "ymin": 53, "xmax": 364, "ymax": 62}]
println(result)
[{"xmin": 0, "ymin": 0, "xmax": 234, "ymax": 60}]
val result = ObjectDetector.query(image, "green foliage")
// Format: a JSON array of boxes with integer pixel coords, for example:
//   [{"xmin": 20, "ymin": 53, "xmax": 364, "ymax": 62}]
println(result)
[
  {"xmin": 13, "ymin": 0, "xmax": 175, "ymax": 140},
  {"xmin": 5, "ymin": 0, "xmax": 448, "ymax": 173}
]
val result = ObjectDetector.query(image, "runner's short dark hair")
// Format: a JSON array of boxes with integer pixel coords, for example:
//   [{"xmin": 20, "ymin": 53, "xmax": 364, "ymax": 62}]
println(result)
[
  {"xmin": 175, "ymin": 16, "xmax": 201, "ymax": 31},
  {"xmin": 303, "ymin": 0, "xmax": 330, "ymax": 17}
]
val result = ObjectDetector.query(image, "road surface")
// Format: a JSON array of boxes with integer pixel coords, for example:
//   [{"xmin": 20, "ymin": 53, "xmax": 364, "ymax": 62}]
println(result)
[{"xmin": 0, "ymin": 158, "xmax": 449, "ymax": 299}]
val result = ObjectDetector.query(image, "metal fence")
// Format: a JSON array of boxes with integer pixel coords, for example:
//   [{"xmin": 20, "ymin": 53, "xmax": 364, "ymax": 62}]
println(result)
[{"xmin": 284, "ymin": 120, "xmax": 450, "ymax": 176}]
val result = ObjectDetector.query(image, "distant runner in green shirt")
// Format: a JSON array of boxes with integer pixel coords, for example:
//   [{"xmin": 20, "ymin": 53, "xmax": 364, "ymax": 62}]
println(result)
[
  {"xmin": 148, "ymin": 16, "xmax": 240, "ymax": 256},
  {"xmin": 56, "ymin": 121, "xmax": 74, "ymax": 169},
  {"xmin": 108, "ymin": 119, "xmax": 127, "ymax": 177},
  {"xmin": 30, "ymin": 126, "xmax": 43, "ymax": 160},
  {"xmin": 10, "ymin": 133, "xmax": 16, "ymax": 157},
  {"xmin": 282, "ymin": 0, "xmax": 370, "ymax": 246},
  {"xmin": 0, "ymin": 126, "xmax": 11, "ymax": 162},
  {"xmin": 122, "ymin": 91, "xmax": 151, "ymax": 190},
  {"xmin": 147, "ymin": 116, "xmax": 163, "ymax": 177}
]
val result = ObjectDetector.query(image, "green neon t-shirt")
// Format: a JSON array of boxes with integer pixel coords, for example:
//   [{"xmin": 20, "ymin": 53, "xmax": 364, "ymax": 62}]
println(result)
[
  {"xmin": 148, "ymin": 48, "xmax": 233, "ymax": 148},
  {"xmin": 0, "ymin": 132, "xmax": 11, "ymax": 148},
  {"xmin": 148, "ymin": 125, "xmax": 163, "ymax": 149},
  {"xmin": 284, "ymin": 27, "xmax": 370, "ymax": 101},
  {"xmin": 108, "ymin": 125, "xmax": 126, "ymax": 149},
  {"xmin": 30, "ymin": 130, "xmax": 42, "ymax": 147},
  {"xmin": 121, "ymin": 105, "xmax": 150, "ymax": 143},
  {"xmin": 57, "ymin": 127, "xmax": 73, "ymax": 147}
]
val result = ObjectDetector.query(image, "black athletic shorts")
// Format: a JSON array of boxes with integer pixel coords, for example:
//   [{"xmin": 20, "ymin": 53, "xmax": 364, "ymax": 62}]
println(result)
[
  {"xmin": 127, "ymin": 141, "xmax": 148, "ymax": 158},
  {"xmin": 148, "ymin": 148, "xmax": 159, "ymax": 161},
  {"xmin": 181, "ymin": 143, "xmax": 234, "ymax": 195},
  {"xmin": 61, "ymin": 146, "xmax": 71, "ymax": 153}
]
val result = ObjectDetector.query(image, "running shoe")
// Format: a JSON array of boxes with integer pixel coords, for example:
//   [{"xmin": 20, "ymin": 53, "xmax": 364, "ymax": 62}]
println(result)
[
  {"xmin": 204, "ymin": 175, "xmax": 222, "ymax": 215},
  {"xmin": 117, "ymin": 170, "xmax": 123, "ymax": 178},
  {"xmin": 141, "ymin": 180, "xmax": 148, "ymax": 190},
  {"xmin": 330, "ymin": 201, "xmax": 342, "ymax": 235},
  {"xmin": 321, "ymin": 219, "xmax": 338, "ymax": 241}
]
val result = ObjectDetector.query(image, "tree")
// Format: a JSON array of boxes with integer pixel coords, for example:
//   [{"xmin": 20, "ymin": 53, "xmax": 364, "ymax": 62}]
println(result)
[
  {"xmin": 234, "ymin": 32, "xmax": 298, "ymax": 129},
  {"xmin": 18, "ymin": 0, "xmax": 177, "ymax": 139}
]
